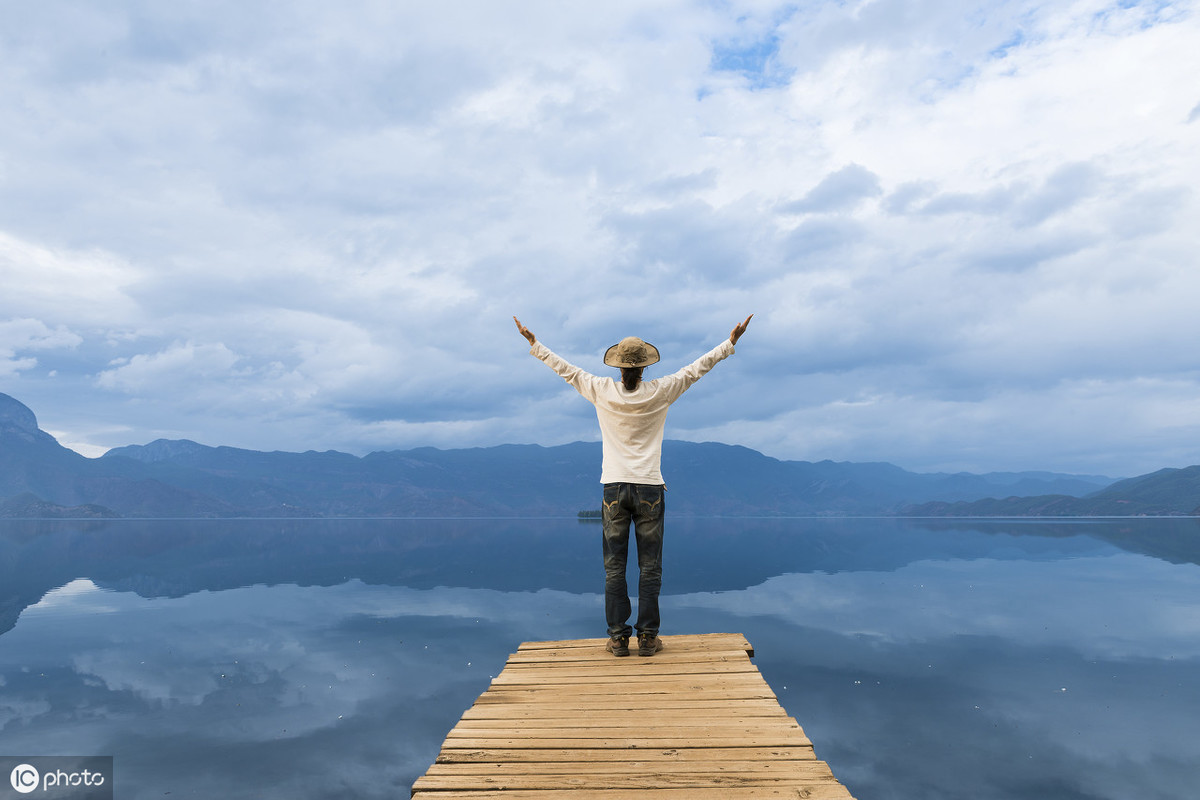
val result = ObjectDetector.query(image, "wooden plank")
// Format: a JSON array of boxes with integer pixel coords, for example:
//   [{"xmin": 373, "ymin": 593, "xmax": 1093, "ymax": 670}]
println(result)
[
  {"xmin": 411, "ymin": 788, "xmax": 853, "ymax": 799},
  {"xmin": 504, "ymin": 648, "xmax": 756, "ymax": 664},
  {"xmin": 496, "ymin": 661, "xmax": 762, "ymax": 676},
  {"xmin": 453, "ymin": 714, "xmax": 792, "ymax": 729},
  {"xmin": 456, "ymin": 705, "xmax": 787, "ymax": 724},
  {"xmin": 478, "ymin": 679, "xmax": 778, "ymax": 696},
  {"xmin": 422, "ymin": 759, "xmax": 828, "ymax": 776},
  {"xmin": 478, "ymin": 678, "xmax": 774, "ymax": 689},
  {"xmin": 410, "ymin": 633, "xmax": 856, "ymax": 799},
  {"xmin": 439, "ymin": 735, "xmax": 813, "ymax": 749},
  {"xmin": 414, "ymin": 764, "xmax": 838, "ymax": 791},
  {"xmin": 515, "ymin": 632, "xmax": 753, "ymax": 653},
  {"xmin": 434, "ymin": 746, "xmax": 817, "ymax": 764},
  {"xmin": 446, "ymin": 720, "xmax": 807, "ymax": 737},
  {"xmin": 473, "ymin": 688, "xmax": 779, "ymax": 702}
]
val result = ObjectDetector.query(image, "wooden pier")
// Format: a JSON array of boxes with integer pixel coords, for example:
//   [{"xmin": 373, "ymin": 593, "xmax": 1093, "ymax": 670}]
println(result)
[{"xmin": 412, "ymin": 632, "xmax": 857, "ymax": 799}]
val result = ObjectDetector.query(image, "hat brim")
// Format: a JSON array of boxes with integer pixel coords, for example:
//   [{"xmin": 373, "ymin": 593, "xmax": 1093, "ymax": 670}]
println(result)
[{"xmin": 603, "ymin": 341, "xmax": 660, "ymax": 368}]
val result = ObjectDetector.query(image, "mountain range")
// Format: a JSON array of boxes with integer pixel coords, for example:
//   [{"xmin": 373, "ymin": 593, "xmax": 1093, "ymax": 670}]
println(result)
[
  {"xmin": 903, "ymin": 466, "xmax": 1200, "ymax": 516},
  {"xmin": 4, "ymin": 390, "xmax": 1199, "ymax": 517}
]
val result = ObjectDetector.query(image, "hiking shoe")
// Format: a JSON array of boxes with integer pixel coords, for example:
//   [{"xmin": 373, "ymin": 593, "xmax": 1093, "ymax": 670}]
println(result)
[
  {"xmin": 637, "ymin": 633, "xmax": 663, "ymax": 657},
  {"xmin": 605, "ymin": 635, "xmax": 630, "ymax": 657}
]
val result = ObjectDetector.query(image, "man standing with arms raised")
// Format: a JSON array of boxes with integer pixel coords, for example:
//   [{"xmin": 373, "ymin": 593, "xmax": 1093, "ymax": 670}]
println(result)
[{"xmin": 514, "ymin": 314, "xmax": 753, "ymax": 657}]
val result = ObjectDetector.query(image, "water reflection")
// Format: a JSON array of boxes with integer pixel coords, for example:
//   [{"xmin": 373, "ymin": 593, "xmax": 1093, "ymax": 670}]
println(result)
[
  {"xmin": 669, "ymin": 553, "xmax": 1200, "ymax": 800},
  {"xmin": 1, "ymin": 517, "xmax": 1199, "ymax": 799}
]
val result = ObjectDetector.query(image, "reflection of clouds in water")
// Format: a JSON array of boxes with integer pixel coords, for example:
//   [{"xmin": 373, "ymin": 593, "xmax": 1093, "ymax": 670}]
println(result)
[
  {"xmin": 0, "ymin": 695, "xmax": 51, "ymax": 731},
  {"xmin": 673, "ymin": 553, "xmax": 1200, "ymax": 660},
  {"xmin": 73, "ymin": 649, "xmax": 219, "ymax": 706},
  {"xmin": 663, "ymin": 553, "xmax": 1200, "ymax": 800},
  {"xmin": 0, "ymin": 578, "xmax": 601, "ymax": 799},
  {"xmin": 24, "ymin": 577, "xmax": 596, "ymax": 626},
  {"xmin": 13, "ymin": 578, "xmax": 599, "ymax": 713}
]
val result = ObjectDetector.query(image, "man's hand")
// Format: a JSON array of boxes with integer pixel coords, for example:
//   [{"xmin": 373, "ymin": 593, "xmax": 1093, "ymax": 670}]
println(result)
[
  {"xmin": 730, "ymin": 314, "xmax": 753, "ymax": 345},
  {"xmin": 514, "ymin": 316, "xmax": 536, "ymax": 345}
]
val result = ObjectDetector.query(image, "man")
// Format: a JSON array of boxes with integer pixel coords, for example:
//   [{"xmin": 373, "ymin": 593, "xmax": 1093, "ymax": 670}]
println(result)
[{"xmin": 514, "ymin": 314, "xmax": 752, "ymax": 657}]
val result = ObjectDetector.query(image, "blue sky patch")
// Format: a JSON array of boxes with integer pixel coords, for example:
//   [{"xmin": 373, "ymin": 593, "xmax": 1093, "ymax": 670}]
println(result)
[{"xmin": 711, "ymin": 33, "xmax": 792, "ymax": 89}]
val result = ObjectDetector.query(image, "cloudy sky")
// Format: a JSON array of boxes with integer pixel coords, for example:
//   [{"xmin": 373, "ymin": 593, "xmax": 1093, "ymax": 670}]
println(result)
[{"xmin": 2, "ymin": 0, "xmax": 1198, "ymax": 476}]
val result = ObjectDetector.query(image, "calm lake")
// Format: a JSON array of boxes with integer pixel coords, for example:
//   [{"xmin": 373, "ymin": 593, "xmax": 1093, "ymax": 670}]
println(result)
[{"xmin": 1, "ymin": 516, "xmax": 1198, "ymax": 799}]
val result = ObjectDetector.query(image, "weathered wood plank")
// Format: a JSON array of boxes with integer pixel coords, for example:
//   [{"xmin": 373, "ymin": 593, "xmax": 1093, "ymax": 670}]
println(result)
[
  {"xmin": 411, "ymin": 788, "xmax": 853, "ymax": 800},
  {"xmin": 453, "ymin": 714, "xmax": 792, "ymax": 729},
  {"xmin": 447, "ymin": 719, "xmax": 806, "ymax": 736},
  {"xmin": 414, "ymin": 765, "xmax": 838, "ymax": 791},
  {"xmin": 475, "ymin": 688, "xmax": 777, "ymax": 700},
  {"xmin": 496, "ymin": 662, "xmax": 762, "ymax": 677},
  {"xmin": 434, "ymin": 745, "xmax": 818, "ymax": 763},
  {"xmin": 422, "ymin": 759, "xmax": 830, "ymax": 776},
  {"xmin": 439, "ymin": 734, "xmax": 814, "ymax": 749},
  {"xmin": 410, "ymin": 633, "xmax": 855, "ymax": 799},
  {"xmin": 477, "ymin": 677, "xmax": 775, "ymax": 691},
  {"xmin": 477, "ymin": 680, "xmax": 779, "ymax": 697},
  {"xmin": 458, "ymin": 705, "xmax": 787, "ymax": 724},
  {"xmin": 504, "ymin": 649, "xmax": 757, "ymax": 666},
  {"xmin": 515, "ymin": 632, "xmax": 753, "ymax": 653}
]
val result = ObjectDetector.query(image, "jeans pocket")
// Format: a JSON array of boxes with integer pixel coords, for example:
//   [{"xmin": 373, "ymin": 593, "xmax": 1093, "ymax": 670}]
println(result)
[
  {"xmin": 635, "ymin": 484, "xmax": 664, "ymax": 520},
  {"xmin": 602, "ymin": 484, "xmax": 621, "ymax": 521}
]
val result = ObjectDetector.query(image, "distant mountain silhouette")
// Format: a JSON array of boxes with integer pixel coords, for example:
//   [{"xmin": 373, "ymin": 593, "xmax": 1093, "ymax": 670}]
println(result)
[
  {"xmin": 904, "ymin": 466, "xmax": 1200, "ymax": 517},
  {"xmin": 1, "ymin": 393, "xmax": 231, "ymax": 516},
  {"xmin": 0, "ymin": 390, "xmax": 1137, "ymax": 518},
  {"xmin": 0, "ymin": 492, "xmax": 118, "ymax": 519}
]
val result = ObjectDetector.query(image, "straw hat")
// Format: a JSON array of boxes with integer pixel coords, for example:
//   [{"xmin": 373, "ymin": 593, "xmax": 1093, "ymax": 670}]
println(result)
[{"xmin": 603, "ymin": 336, "xmax": 660, "ymax": 368}]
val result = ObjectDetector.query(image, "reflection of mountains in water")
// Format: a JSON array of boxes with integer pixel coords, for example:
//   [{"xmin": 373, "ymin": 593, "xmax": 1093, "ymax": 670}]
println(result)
[
  {"xmin": 909, "ymin": 517, "xmax": 1200, "ymax": 567},
  {"xmin": 5, "ymin": 517, "xmax": 1200, "ymax": 640}
]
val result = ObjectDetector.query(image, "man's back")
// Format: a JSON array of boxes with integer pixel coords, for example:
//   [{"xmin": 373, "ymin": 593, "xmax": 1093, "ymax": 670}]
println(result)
[{"xmin": 528, "ymin": 338, "xmax": 735, "ymax": 484}]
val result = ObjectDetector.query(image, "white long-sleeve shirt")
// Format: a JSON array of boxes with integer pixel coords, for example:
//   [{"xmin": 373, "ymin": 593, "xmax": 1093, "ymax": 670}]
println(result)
[{"xmin": 530, "ymin": 339, "xmax": 735, "ymax": 484}]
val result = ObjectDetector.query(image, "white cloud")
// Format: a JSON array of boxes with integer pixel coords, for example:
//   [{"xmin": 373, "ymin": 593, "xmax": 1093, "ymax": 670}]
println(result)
[
  {"xmin": 0, "ymin": 234, "xmax": 141, "ymax": 324},
  {"xmin": 97, "ymin": 341, "xmax": 242, "ymax": 393},
  {"xmin": 0, "ymin": 317, "xmax": 83, "ymax": 377}
]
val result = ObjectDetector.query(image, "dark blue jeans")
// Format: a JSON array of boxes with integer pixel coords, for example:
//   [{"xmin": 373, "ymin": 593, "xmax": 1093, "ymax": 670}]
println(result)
[{"xmin": 601, "ymin": 482, "xmax": 665, "ymax": 639}]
